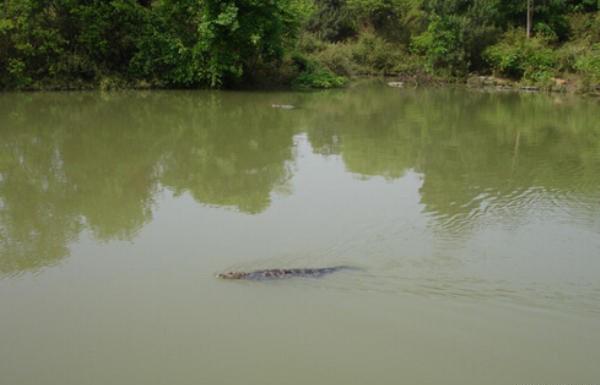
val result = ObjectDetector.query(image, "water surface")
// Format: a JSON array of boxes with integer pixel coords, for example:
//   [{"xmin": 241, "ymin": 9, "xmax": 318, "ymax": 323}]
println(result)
[{"xmin": 1, "ymin": 84, "xmax": 600, "ymax": 384}]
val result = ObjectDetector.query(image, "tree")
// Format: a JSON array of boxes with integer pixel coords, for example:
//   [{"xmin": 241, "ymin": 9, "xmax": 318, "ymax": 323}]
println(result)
[
  {"xmin": 527, "ymin": 0, "xmax": 533, "ymax": 38},
  {"xmin": 412, "ymin": 0, "xmax": 501, "ymax": 76},
  {"xmin": 305, "ymin": 0, "xmax": 356, "ymax": 42},
  {"xmin": 196, "ymin": 0, "xmax": 300, "ymax": 87}
]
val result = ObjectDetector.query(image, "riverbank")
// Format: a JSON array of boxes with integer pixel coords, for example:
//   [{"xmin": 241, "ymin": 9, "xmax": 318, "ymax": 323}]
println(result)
[
  {"xmin": 464, "ymin": 74, "xmax": 600, "ymax": 95},
  {"xmin": 7, "ymin": 70, "xmax": 600, "ymax": 97}
]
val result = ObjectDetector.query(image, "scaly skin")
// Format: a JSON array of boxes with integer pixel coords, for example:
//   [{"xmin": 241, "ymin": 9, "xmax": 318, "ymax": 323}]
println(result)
[{"xmin": 216, "ymin": 266, "xmax": 358, "ymax": 280}]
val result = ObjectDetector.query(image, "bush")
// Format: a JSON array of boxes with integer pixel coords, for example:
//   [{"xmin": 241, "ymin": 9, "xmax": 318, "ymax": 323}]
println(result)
[
  {"xmin": 313, "ymin": 42, "xmax": 354, "ymax": 76},
  {"xmin": 484, "ymin": 28, "xmax": 558, "ymax": 81},
  {"xmin": 297, "ymin": 32, "xmax": 329, "ymax": 54},
  {"xmin": 350, "ymin": 31, "xmax": 405, "ymax": 75},
  {"xmin": 347, "ymin": 0, "xmax": 417, "ymax": 42},
  {"xmin": 411, "ymin": 0, "xmax": 502, "ymax": 78},
  {"xmin": 0, "ymin": 0, "xmax": 68, "ymax": 88},
  {"xmin": 292, "ymin": 69, "xmax": 348, "ymax": 88},
  {"xmin": 411, "ymin": 15, "xmax": 469, "ymax": 78},
  {"xmin": 290, "ymin": 52, "xmax": 348, "ymax": 88},
  {"xmin": 305, "ymin": 0, "xmax": 357, "ymax": 42},
  {"xmin": 556, "ymin": 41, "xmax": 586, "ymax": 73},
  {"xmin": 0, "ymin": 0, "xmax": 302, "ymax": 89},
  {"xmin": 575, "ymin": 43, "xmax": 600, "ymax": 85}
]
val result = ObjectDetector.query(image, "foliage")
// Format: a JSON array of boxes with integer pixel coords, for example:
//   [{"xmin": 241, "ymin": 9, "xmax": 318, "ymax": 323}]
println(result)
[
  {"xmin": 566, "ymin": 11, "xmax": 600, "ymax": 86},
  {"xmin": 347, "ymin": 0, "xmax": 424, "ymax": 42},
  {"xmin": 0, "ymin": 0, "xmax": 67, "ymax": 87},
  {"xmin": 574, "ymin": 43, "xmax": 600, "ymax": 85},
  {"xmin": 0, "ymin": 0, "xmax": 302, "ymax": 89},
  {"xmin": 291, "ymin": 52, "xmax": 348, "ymax": 88},
  {"xmin": 496, "ymin": 0, "xmax": 572, "ymax": 40},
  {"xmin": 350, "ymin": 31, "xmax": 406, "ymax": 74},
  {"xmin": 1, "ymin": 0, "xmax": 600, "ymax": 89},
  {"xmin": 312, "ymin": 41, "xmax": 355, "ymax": 76},
  {"xmin": 292, "ymin": 69, "xmax": 349, "ymax": 88},
  {"xmin": 484, "ymin": 28, "xmax": 558, "ymax": 81},
  {"xmin": 195, "ymin": 0, "xmax": 300, "ymax": 87},
  {"xmin": 305, "ymin": 0, "xmax": 357, "ymax": 42},
  {"xmin": 412, "ymin": 0, "xmax": 501, "ymax": 77},
  {"xmin": 411, "ymin": 15, "xmax": 468, "ymax": 77},
  {"xmin": 299, "ymin": 30, "xmax": 408, "ymax": 77}
]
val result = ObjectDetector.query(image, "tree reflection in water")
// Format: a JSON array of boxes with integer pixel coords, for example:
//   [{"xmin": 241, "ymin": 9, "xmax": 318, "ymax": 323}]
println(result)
[
  {"xmin": 0, "ymin": 91, "xmax": 297, "ymax": 275},
  {"xmin": 1, "ymin": 86, "xmax": 599, "ymax": 276}
]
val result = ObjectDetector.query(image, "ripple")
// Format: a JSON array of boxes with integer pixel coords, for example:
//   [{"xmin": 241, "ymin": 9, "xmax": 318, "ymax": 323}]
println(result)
[{"xmin": 426, "ymin": 183, "xmax": 600, "ymax": 235}]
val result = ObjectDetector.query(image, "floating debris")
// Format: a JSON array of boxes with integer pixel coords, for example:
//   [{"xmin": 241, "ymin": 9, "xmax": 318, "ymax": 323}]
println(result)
[
  {"xmin": 271, "ymin": 104, "xmax": 296, "ymax": 109},
  {"xmin": 387, "ymin": 82, "xmax": 404, "ymax": 88}
]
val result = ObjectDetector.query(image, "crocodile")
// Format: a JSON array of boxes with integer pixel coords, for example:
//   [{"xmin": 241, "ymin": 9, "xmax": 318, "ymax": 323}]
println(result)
[{"xmin": 216, "ymin": 265, "xmax": 359, "ymax": 280}]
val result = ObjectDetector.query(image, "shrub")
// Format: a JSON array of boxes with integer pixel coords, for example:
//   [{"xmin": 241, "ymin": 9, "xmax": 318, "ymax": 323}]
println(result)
[
  {"xmin": 411, "ymin": 0, "xmax": 502, "ymax": 77},
  {"xmin": 305, "ymin": 0, "xmax": 357, "ymax": 42},
  {"xmin": 484, "ymin": 28, "xmax": 558, "ymax": 81},
  {"xmin": 556, "ymin": 41, "xmax": 586, "ymax": 73},
  {"xmin": 292, "ymin": 69, "xmax": 348, "ymax": 88},
  {"xmin": 575, "ymin": 43, "xmax": 600, "ymax": 85},
  {"xmin": 411, "ymin": 15, "xmax": 469, "ymax": 78},
  {"xmin": 313, "ymin": 42, "xmax": 354, "ymax": 76},
  {"xmin": 290, "ymin": 52, "xmax": 348, "ymax": 88},
  {"xmin": 297, "ymin": 32, "xmax": 329, "ymax": 54},
  {"xmin": 347, "ymin": 0, "xmax": 416, "ymax": 42},
  {"xmin": 350, "ymin": 31, "xmax": 405, "ymax": 75}
]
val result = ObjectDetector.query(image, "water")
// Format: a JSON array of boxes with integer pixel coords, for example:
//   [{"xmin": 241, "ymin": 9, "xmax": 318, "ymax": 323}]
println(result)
[{"xmin": 1, "ymin": 83, "xmax": 600, "ymax": 384}]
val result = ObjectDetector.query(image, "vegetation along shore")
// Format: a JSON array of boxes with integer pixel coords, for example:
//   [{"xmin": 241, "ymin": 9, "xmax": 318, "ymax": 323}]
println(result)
[{"xmin": 1, "ymin": 0, "xmax": 599, "ymax": 93}]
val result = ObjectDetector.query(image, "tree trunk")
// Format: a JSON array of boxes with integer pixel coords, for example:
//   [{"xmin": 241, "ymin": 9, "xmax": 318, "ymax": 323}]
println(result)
[{"xmin": 526, "ymin": 0, "xmax": 533, "ymax": 38}]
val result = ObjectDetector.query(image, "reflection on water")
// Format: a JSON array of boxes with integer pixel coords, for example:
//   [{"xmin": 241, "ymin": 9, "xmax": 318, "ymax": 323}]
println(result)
[
  {"xmin": 0, "ymin": 91, "xmax": 298, "ymax": 275},
  {"xmin": 1, "ymin": 85, "xmax": 599, "ymax": 283},
  {"xmin": 303, "ymin": 86, "xmax": 600, "ymax": 233},
  {"xmin": 160, "ymin": 93, "xmax": 295, "ymax": 214}
]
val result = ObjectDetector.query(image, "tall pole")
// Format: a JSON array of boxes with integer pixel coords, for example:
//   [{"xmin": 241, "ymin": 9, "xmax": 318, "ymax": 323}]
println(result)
[{"xmin": 526, "ymin": 0, "xmax": 533, "ymax": 38}]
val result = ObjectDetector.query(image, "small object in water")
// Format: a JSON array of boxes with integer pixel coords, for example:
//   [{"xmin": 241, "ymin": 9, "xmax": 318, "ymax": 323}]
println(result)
[
  {"xmin": 271, "ymin": 104, "xmax": 296, "ymax": 109},
  {"xmin": 495, "ymin": 85, "xmax": 512, "ymax": 91},
  {"xmin": 519, "ymin": 86, "xmax": 539, "ymax": 91},
  {"xmin": 387, "ymin": 82, "xmax": 404, "ymax": 88},
  {"xmin": 216, "ymin": 266, "xmax": 359, "ymax": 280}
]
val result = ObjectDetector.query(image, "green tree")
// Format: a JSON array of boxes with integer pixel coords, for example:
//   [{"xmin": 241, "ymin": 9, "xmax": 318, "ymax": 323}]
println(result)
[
  {"xmin": 484, "ymin": 27, "xmax": 558, "ymax": 81},
  {"xmin": 497, "ymin": 0, "xmax": 571, "ymax": 39},
  {"xmin": 197, "ymin": 0, "xmax": 300, "ymax": 87},
  {"xmin": 348, "ymin": 0, "xmax": 425, "ymax": 42},
  {"xmin": 305, "ymin": 0, "xmax": 357, "ymax": 42},
  {"xmin": 411, "ymin": 0, "xmax": 501, "ymax": 76}
]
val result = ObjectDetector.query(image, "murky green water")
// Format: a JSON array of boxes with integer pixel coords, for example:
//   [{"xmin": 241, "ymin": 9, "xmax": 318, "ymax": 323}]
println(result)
[{"xmin": 1, "ymin": 83, "xmax": 600, "ymax": 384}]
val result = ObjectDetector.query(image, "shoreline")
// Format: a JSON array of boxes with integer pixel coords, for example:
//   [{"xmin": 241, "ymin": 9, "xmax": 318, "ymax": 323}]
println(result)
[{"xmin": 3, "ymin": 74, "xmax": 599, "ymax": 97}]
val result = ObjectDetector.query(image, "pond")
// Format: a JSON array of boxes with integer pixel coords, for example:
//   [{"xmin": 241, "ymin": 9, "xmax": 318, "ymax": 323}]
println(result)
[{"xmin": 1, "ymin": 83, "xmax": 600, "ymax": 384}]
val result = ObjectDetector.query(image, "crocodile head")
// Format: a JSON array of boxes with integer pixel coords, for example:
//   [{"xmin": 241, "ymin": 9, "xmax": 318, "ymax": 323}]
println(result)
[{"xmin": 216, "ymin": 271, "xmax": 247, "ymax": 279}]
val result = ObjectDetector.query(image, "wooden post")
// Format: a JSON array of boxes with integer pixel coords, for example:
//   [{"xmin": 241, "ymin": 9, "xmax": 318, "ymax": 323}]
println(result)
[{"xmin": 526, "ymin": 0, "xmax": 533, "ymax": 38}]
